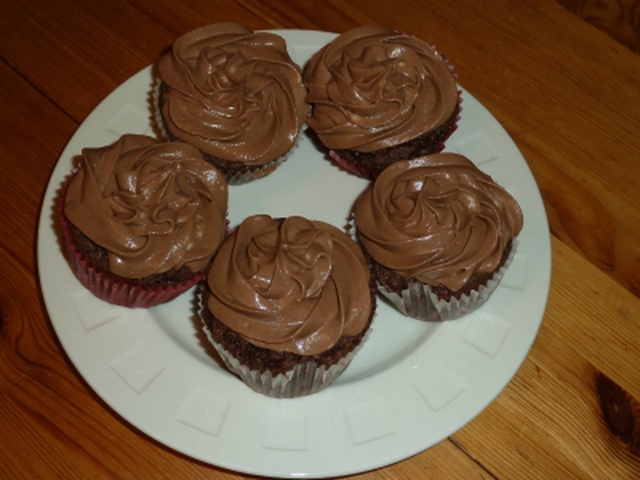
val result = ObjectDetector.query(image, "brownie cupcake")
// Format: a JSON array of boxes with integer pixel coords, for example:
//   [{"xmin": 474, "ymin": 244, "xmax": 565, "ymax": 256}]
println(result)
[
  {"xmin": 61, "ymin": 134, "xmax": 228, "ymax": 308},
  {"xmin": 353, "ymin": 154, "xmax": 523, "ymax": 321},
  {"xmin": 303, "ymin": 26, "xmax": 461, "ymax": 179},
  {"xmin": 201, "ymin": 214, "xmax": 376, "ymax": 398},
  {"xmin": 155, "ymin": 23, "xmax": 308, "ymax": 185}
]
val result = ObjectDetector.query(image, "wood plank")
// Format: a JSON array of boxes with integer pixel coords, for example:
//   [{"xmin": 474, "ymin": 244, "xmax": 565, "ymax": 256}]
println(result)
[
  {"xmin": 342, "ymin": 439, "xmax": 492, "ymax": 479},
  {"xmin": 558, "ymin": 0, "xmax": 640, "ymax": 53},
  {"xmin": 0, "ymin": 0, "xmax": 288, "ymax": 124},
  {"xmin": 132, "ymin": 0, "xmax": 270, "ymax": 34},
  {"xmin": 0, "ymin": 0, "xmax": 174, "ymax": 122},
  {"xmin": 235, "ymin": 0, "xmax": 375, "ymax": 31},
  {"xmin": 543, "ymin": 238, "xmax": 640, "ymax": 396},
  {"xmin": 0, "ymin": 246, "xmax": 245, "ymax": 479},
  {"xmin": 451, "ymin": 236, "xmax": 640, "ymax": 478},
  {"xmin": 0, "ymin": 61, "xmax": 77, "ymax": 271}
]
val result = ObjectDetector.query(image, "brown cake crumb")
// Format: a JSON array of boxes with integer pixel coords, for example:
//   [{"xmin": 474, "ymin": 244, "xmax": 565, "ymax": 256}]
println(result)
[
  {"xmin": 361, "ymin": 237, "xmax": 514, "ymax": 302},
  {"xmin": 332, "ymin": 104, "xmax": 460, "ymax": 177},
  {"xmin": 67, "ymin": 221, "xmax": 200, "ymax": 289},
  {"xmin": 157, "ymin": 83, "xmax": 280, "ymax": 178},
  {"xmin": 201, "ymin": 278, "xmax": 377, "ymax": 376}
]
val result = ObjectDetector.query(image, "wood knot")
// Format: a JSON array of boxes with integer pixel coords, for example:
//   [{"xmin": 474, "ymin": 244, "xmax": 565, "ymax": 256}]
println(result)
[{"xmin": 596, "ymin": 371, "xmax": 640, "ymax": 456}]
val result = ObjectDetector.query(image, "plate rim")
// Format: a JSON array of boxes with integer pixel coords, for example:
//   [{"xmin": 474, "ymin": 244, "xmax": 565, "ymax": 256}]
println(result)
[{"xmin": 37, "ymin": 29, "xmax": 552, "ymax": 479}]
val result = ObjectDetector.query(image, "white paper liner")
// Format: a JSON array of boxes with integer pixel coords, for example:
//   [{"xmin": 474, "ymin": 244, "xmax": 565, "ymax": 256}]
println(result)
[
  {"xmin": 378, "ymin": 238, "xmax": 519, "ymax": 321},
  {"xmin": 152, "ymin": 78, "xmax": 299, "ymax": 185},
  {"xmin": 197, "ymin": 290, "xmax": 373, "ymax": 398},
  {"xmin": 349, "ymin": 209, "xmax": 519, "ymax": 322},
  {"xmin": 152, "ymin": 78, "xmax": 168, "ymax": 140}
]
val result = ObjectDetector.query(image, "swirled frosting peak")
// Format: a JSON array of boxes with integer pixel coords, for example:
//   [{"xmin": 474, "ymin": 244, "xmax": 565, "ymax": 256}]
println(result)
[
  {"xmin": 354, "ymin": 154, "xmax": 523, "ymax": 291},
  {"xmin": 64, "ymin": 134, "xmax": 228, "ymax": 278},
  {"xmin": 157, "ymin": 23, "xmax": 308, "ymax": 166},
  {"xmin": 303, "ymin": 26, "xmax": 459, "ymax": 152},
  {"xmin": 206, "ymin": 215, "xmax": 372, "ymax": 355}
]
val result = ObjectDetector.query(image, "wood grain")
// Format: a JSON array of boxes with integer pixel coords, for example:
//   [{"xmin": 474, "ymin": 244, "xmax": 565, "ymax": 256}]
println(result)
[
  {"xmin": 596, "ymin": 371, "xmax": 640, "ymax": 457},
  {"xmin": 0, "ymin": 67, "xmax": 72, "ymax": 280},
  {"xmin": 452, "ymin": 237, "xmax": 640, "ymax": 479},
  {"xmin": 3, "ymin": 0, "xmax": 640, "ymax": 478},
  {"xmin": 559, "ymin": 0, "xmax": 640, "ymax": 52},
  {"xmin": 0, "ymin": 0, "xmax": 170, "ymax": 123}
]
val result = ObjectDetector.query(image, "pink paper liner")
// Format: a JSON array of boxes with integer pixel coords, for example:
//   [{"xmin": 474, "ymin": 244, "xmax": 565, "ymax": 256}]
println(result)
[
  {"xmin": 329, "ymin": 149, "xmax": 372, "ymax": 178},
  {"xmin": 198, "ymin": 291, "xmax": 373, "ymax": 398},
  {"xmin": 377, "ymin": 239, "xmax": 519, "ymax": 321},
  {"xmin": 152, "ymin": 78, "xmax": 298, "ymax": 185},
  {"xmin": 59, "ymin": 173, "xmax": 206, "ymax": 308}
]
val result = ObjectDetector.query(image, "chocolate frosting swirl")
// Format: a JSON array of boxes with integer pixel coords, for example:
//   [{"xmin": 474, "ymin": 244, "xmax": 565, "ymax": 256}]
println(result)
[
  {"xmin": 206, "ymin": 215, "xmax": 372, "ymax": 356},
  {"xmin": 64, "ymin": 134, "xmax": 228, "ymax": 278},
  {"xmin": 303, "ymin": 26, "xmax": 459, "ymax": 152},
  {"xmin": 157, "ymin": 23, "xmax": 307, "ymax": 166},
  {"xmin": 354, "ymin": 154, "xmax": 523, "ymax": 291}
]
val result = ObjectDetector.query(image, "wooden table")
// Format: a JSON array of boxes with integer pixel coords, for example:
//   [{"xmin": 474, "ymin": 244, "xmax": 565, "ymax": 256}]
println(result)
[{"xmin": 2, "ymin": 0, "xmax": 640, "ymax": 478}]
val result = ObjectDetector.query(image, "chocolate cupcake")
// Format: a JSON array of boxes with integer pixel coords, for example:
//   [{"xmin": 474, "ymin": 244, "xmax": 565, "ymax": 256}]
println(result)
[
  {"xmin": 201, "ymin": 215, "xmax": 376, "ymax": 398},
  {"xmin": 155, "ymin": 23, "xmax": 308, "ymax": 185},
  {"xmin": 303, "ymin": 26, "xmax": 461, "ymax": 179},
  {"xmin": 61, "ymin": 134, "xmax": 228, "ymax": 308},
  {"xmin": 353, "ymin": 154, "xmax": 523, "ymax": 321}
]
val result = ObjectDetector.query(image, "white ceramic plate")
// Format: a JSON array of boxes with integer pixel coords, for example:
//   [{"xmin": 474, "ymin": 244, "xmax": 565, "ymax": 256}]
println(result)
[{"xmin": 37, "ymin": 30, "xmax": 551, "ymax": 478}]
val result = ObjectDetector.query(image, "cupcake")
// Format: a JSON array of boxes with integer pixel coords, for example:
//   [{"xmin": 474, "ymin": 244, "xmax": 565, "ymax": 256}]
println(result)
[
  {"xmin": 155, "ymin": 23, "xmax": 308, "ymax": 185},
  {"xmin": 353, "ymin": 154, "xmax": 523, "ymax": 321},
  {"xmin": 303, "ymin": 26, "xmax": 461, "ymax": 179},
  {"xmin": 200, "ymin": 215, "xmax": 376, "ymax": 398},
  {"xmin": 61, "ymin": 134, "xmax": 229, "ymax": 308}
]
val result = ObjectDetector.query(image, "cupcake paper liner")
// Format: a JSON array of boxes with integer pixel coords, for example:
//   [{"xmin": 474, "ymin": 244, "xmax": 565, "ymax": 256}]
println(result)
[
  {"xmin": 59, "ymin": 174, "xmax": 206, "ymax": 308},
  {"xmin": 377, "ymin": 239, "xmax": 518, "ymax": 321},
  {"xmin": 198, "ymin": 291, "xmax": 372, "ymax": 398},
  {"xmin": 327, "ymin": 90, "xmax": 463, "ymax": 181},
  {"xmin": 349, "ymin": 215, "xmax": 518, "ymax": 321},
  {"xmin": 329, "ymin": 149, "xmax": 373, "ymax": 178},
  {"xmin": 321, "ymin": 54, "xmax": 463, "ymax": 181},
  {"xmin": 152, "ymin": 78, "xmax": 298, "ymax": 185}
]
